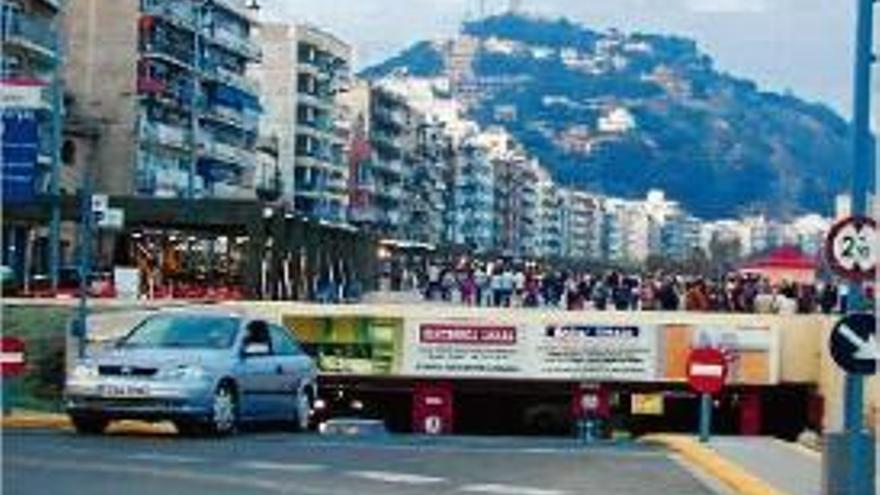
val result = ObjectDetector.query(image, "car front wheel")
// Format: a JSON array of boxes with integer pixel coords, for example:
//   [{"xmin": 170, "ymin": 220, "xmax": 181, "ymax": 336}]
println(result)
[{"xmin": 209, "ymin": 383, "xmax": 238, "ymax": 436}]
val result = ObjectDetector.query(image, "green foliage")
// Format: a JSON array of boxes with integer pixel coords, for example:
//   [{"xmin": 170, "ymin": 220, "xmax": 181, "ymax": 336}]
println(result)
[{"xmin": 2, "ymin": 305, "xmax": 72, "ymax": 411}]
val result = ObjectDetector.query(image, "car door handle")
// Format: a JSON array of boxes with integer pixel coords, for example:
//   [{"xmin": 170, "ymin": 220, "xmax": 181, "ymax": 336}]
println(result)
[{"xmin": 275, "ymin": 365, "xmax": 284, "ymax": 375}]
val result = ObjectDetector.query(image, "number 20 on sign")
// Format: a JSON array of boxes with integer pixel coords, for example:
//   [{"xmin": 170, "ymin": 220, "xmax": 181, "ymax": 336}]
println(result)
[{"xmin": 825, "ymin": 216, "xmax": 877, "ymax": 281}]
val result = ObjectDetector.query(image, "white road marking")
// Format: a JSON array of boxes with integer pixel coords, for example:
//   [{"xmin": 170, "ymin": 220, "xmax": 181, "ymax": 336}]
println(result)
[
  {"xmin": 128, "ymin": 453, "xmax": 203, "ymax": 464},
  {"xmin": 347, "ymin": 470, "xmax": 446, "ymax": 484},
  {"xmin": 238, "ymin": 461, "xmax": 326, "ymax": 472},
  {"xmin": 459, "ymin": 484, "xmax": 567, "ymax": 495}
]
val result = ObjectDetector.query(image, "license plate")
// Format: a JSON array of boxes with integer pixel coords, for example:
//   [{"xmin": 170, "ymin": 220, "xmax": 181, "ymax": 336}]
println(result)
[{"xmin": 97, "ymin": 384, "xmax": 149, "ymax": 398}]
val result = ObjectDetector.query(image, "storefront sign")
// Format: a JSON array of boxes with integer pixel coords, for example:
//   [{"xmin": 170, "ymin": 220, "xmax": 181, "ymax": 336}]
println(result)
[
  {"xmin": 282, "ymin": 314, "xmax": 779, "ymax": 385},
  {"xmin": 2, "ymin": 111, "xmax": 38, "ymax": 204},
  {"xmin": 402, "ymin": 321, "xmax": 524, "ymax": 377},
  {"xmin": 530, "ymin": 324, "xmax": 658, "ymax": 381}
]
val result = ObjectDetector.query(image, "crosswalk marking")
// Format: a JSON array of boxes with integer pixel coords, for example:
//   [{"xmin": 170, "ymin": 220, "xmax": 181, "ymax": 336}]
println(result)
[
  {"xmin": 347, "ymin": 470, "xmax": 446, "ymax": 484},
  {"xmin": 459, "ymin": 483, "xmax": 567, "ymax": 495},
  {"xmin": 238, "ymin": 461, "xmax": 326, "ymax": 472},
  {"xmin": 128, "ymin": 453, "xmax": 202, "ymax": 464}
]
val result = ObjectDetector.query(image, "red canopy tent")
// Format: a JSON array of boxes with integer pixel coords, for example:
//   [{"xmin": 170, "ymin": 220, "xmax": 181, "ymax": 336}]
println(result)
[{"xmin": 738, "ymin": 246, "xmax": 818, "ymax": 285}]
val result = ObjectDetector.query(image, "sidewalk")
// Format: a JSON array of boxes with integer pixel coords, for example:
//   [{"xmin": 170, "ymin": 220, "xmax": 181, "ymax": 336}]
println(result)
[
  {"xmin": 651, "ymin": 435, "xmax": 879, "ymax": 495},
  {"xmin": 1, "ymin": 411, "xmax": 175, "ymax": 435},
  {"xmin": 708, "ymin": 437, "xmax": 820, "ymax": 495}
]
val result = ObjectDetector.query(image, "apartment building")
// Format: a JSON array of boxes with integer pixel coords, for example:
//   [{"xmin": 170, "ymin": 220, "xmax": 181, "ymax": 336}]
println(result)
[
  {"xmin": 2, "ymin": 0, "xmax": 66, "ymax": 279},
  {"xmin": 451, "ymin": 133, "xmax": 494, "ymax": 253},
  {"xmin": 369, "ymin": 86, "xmax": 412, "ymax": 234},
  {"xmin": 559, "ymin": 188, "xmax": 603, "ymax": 260},
  {"xmin": 2, "ymin": 0, "xmax": 62, "ymax": 196},
  {"xmin": 536, "ymin": 171, "xmax": 563, "ymax": 259},
  {"xmin": 602, "ymin": 198, "xmax": 651, "ymax": 264},
  {"xmin": 660, "ymin": 212, "xmax": 702, "ymax": 260},
  {"xmin": 62, "ymin": 0, "xmax": 262, "ymax": 199},
  {"xmin": 400, "ymin": 117, "xmax": 450, "ymax": 245},
  {"xmin": 256, "ymin": 22, "xmax": 352, "ymax": 221}
]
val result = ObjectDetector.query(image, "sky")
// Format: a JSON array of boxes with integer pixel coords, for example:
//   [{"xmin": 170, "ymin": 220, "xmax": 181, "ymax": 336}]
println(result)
[{"xmin": 261, "ymin": 0, "xmax": 875, "ymax": 119}]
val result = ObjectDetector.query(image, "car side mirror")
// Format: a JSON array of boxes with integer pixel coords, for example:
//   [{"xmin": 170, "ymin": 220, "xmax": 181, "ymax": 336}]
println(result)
[{"xmin": 242, "ymin": 342, "xmax": 270, "ymax": 357}]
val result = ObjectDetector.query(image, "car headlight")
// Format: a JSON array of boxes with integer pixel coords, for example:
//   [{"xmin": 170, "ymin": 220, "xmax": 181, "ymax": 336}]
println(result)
[
  {"xmin": 71, "ymin": 363, "xmax": 98, "ymax": 379},
  {"xmin": 160, "ymin": 365, "xmax": 207, "ymax": 381}
]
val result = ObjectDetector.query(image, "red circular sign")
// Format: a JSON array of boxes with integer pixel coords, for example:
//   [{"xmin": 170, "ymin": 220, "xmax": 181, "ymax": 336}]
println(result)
[
  {"xmin": 687, "ymin": 348, "xmax": 727, "ymax": 395},
  {"xmin": 824, "ymin": 215, "xmax": 877, "ymax": 281},
  {"xmin": 1, "ymin": 337, "xmax": 26, "ymax": 377}
]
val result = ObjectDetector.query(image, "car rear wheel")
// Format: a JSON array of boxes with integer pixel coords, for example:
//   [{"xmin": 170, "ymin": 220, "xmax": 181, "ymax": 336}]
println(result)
[
  {"xmin": 70, "ymin": 415, "xmax": 109, "ymax": 435},
  {"xmin": 209, "ymin": 383, "xmax": 238, "ymax": 436}
]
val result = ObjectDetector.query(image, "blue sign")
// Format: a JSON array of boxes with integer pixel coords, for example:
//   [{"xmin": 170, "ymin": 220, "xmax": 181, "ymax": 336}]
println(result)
[
  {"xmin": 2, "ymin": 111, "xmax": 39, "ymax": 204},
  {"xmin": 830, "ymin": 313, "xmax": 877, "ymax": 375}
]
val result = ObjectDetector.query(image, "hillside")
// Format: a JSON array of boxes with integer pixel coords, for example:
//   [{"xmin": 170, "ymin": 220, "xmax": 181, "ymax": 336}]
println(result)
[{"xmin": 363, "ymin": 14, "xmax": 852, "ymax": 219}]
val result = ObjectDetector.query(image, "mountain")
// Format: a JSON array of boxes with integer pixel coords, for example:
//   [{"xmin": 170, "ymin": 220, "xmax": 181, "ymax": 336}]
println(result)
[{"xmin": 362, "ymin": 14, "xmax": 852, "ymax": 220}]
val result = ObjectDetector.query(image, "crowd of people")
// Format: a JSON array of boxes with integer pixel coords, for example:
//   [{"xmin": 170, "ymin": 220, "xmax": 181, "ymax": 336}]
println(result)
[{"xmin": 417, "ymin": 262, "xmax": 873, "ymax": 314}]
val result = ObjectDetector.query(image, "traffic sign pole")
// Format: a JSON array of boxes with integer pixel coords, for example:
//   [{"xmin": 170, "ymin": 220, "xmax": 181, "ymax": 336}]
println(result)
[
  {"xmin": 699, "ymin": 393, "xmax": 712, "ymax": 443},
  {"xmin": 824, "ymin": 2, "xmax": 877, "ymax": 495}
]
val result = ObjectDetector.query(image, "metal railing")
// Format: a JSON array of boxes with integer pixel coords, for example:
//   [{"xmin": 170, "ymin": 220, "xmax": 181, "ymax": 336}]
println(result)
[
  {"xmin": 141, "ymin": 0, "xmax": 196, "ymax": 30},
  {"xmin": 1, "ymin": 11, "xmax": 59, "ymax": 56}
]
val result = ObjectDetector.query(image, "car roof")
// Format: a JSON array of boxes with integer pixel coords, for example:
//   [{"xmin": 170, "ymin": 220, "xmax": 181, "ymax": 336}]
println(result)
[{"xmin": 150, "ymin": 309, "xmax": 248, "ymax": 321}]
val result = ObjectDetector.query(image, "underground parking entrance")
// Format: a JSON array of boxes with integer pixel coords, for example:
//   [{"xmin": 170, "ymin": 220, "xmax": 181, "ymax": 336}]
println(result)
[{"xmin": 314, "ymin": 377, "xmax": 815, "ymax": 440}]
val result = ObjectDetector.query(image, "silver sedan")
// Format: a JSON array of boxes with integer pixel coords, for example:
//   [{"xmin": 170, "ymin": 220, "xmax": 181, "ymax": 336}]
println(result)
[{"xmin": 65, "ymin": 312, "xmax": 318, "ymax": 436}]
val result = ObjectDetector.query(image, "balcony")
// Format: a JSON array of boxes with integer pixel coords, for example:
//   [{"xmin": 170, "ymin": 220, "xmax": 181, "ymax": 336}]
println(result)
[
  {"xmin": 206, "ymin": 27, "xmax": 261, "ymax": 61},
  {"xmin": 211, "ymin": 182, "xmax": 255, "ymax": 200},
  {"xmin": 372, "ymin": 159, "xmax": 403, "ymax": 176},
  {"xmin": 326, "ymin": 176, "xmax": 348, "ymax": 192},
  {"xmin": 350, "ymin": 206, "xmax": 379, "ymax": 224},
  {"xmin": 297, "ymin": 91, "xmax": 332, "ymax": 112},
  {"xmin": 140, "ymin": 121, "xmax": 193, "ymax": 151},
  {"xmin": 210, "ymin": 0, "xmax": 259, "ymax": 24},
  {"xmin": 141, "ymin": 43, "xmax": 195, "ymax": 71},
  {"xmin": 201, "ymin": 104, "xmax": 258, "ymax": 132},
  {"xmin": 201, "ymin": 65, "xmax": 259, "ymax": 95},
  {"xmin": 1, "ymin": 12, "xmax": 59, "ymax": 61},
  {"xmin": 296, "ymin": 154, "xmax": 338, "ymax": 173},
  {"xmin": 141, "ymin": 0, "xmax": 196, "ymax": 31},
  {"xmin": 199, "ymin": 134, "xmax": 252, "ymax": 166}
]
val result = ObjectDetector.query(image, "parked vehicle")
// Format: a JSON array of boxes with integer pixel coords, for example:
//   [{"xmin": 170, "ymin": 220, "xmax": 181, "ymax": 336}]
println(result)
[{"xmin": 65, "ymin": 312, "xmax": 318, "ymax": 436}]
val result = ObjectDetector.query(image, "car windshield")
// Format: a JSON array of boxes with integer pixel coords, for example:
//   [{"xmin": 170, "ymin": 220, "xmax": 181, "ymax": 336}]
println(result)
[{"xmin": 118, "ymin": 314, "xmax": 240, "ymax": 349}]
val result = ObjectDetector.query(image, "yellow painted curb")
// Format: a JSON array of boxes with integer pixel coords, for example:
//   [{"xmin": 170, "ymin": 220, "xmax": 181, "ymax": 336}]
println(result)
[
  {"xmin": 644, "ymin": 434, "xmax": 791, "ymax": 495},
  {"xmin": 1, "ymin": 414, "xmax": 70, "ymax": 430},
  {"xmin": 1, "ymin": 414, "xmax": 175, "ymax": 435}
]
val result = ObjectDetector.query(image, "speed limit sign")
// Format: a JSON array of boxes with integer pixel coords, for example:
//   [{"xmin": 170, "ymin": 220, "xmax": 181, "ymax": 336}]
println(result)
[{"xmin": 825, "ymin": 216, "xmax": 877, "ymax": 281}]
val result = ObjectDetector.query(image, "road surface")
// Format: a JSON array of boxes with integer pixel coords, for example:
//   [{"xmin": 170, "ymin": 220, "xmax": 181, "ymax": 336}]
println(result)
[{"xmin": 3, "ymin": 429, "xmax": 722, "ymax": 495}]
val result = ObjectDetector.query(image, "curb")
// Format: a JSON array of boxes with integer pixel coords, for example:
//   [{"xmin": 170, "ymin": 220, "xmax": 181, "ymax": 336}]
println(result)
[
  {"xmin": 643, "ymin": 435, "xmax": 791, "ymax": 495},
  {"xmin": 2, "ymin": 413, "xmax": 176, "ymax": 435}
]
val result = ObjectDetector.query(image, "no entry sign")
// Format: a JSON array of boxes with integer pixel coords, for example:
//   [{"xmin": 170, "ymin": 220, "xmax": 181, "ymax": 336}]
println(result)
[
  {"xmin": 825, "ymin": 215, "xmax": 877, "ymax": 281},
  {"xmin": 0, "ymin": 337, "xmax": 26, "ymax": 377},
  {"xmin": 687, "ymin": 348, "xmax": 727, "ymax": 395}
]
